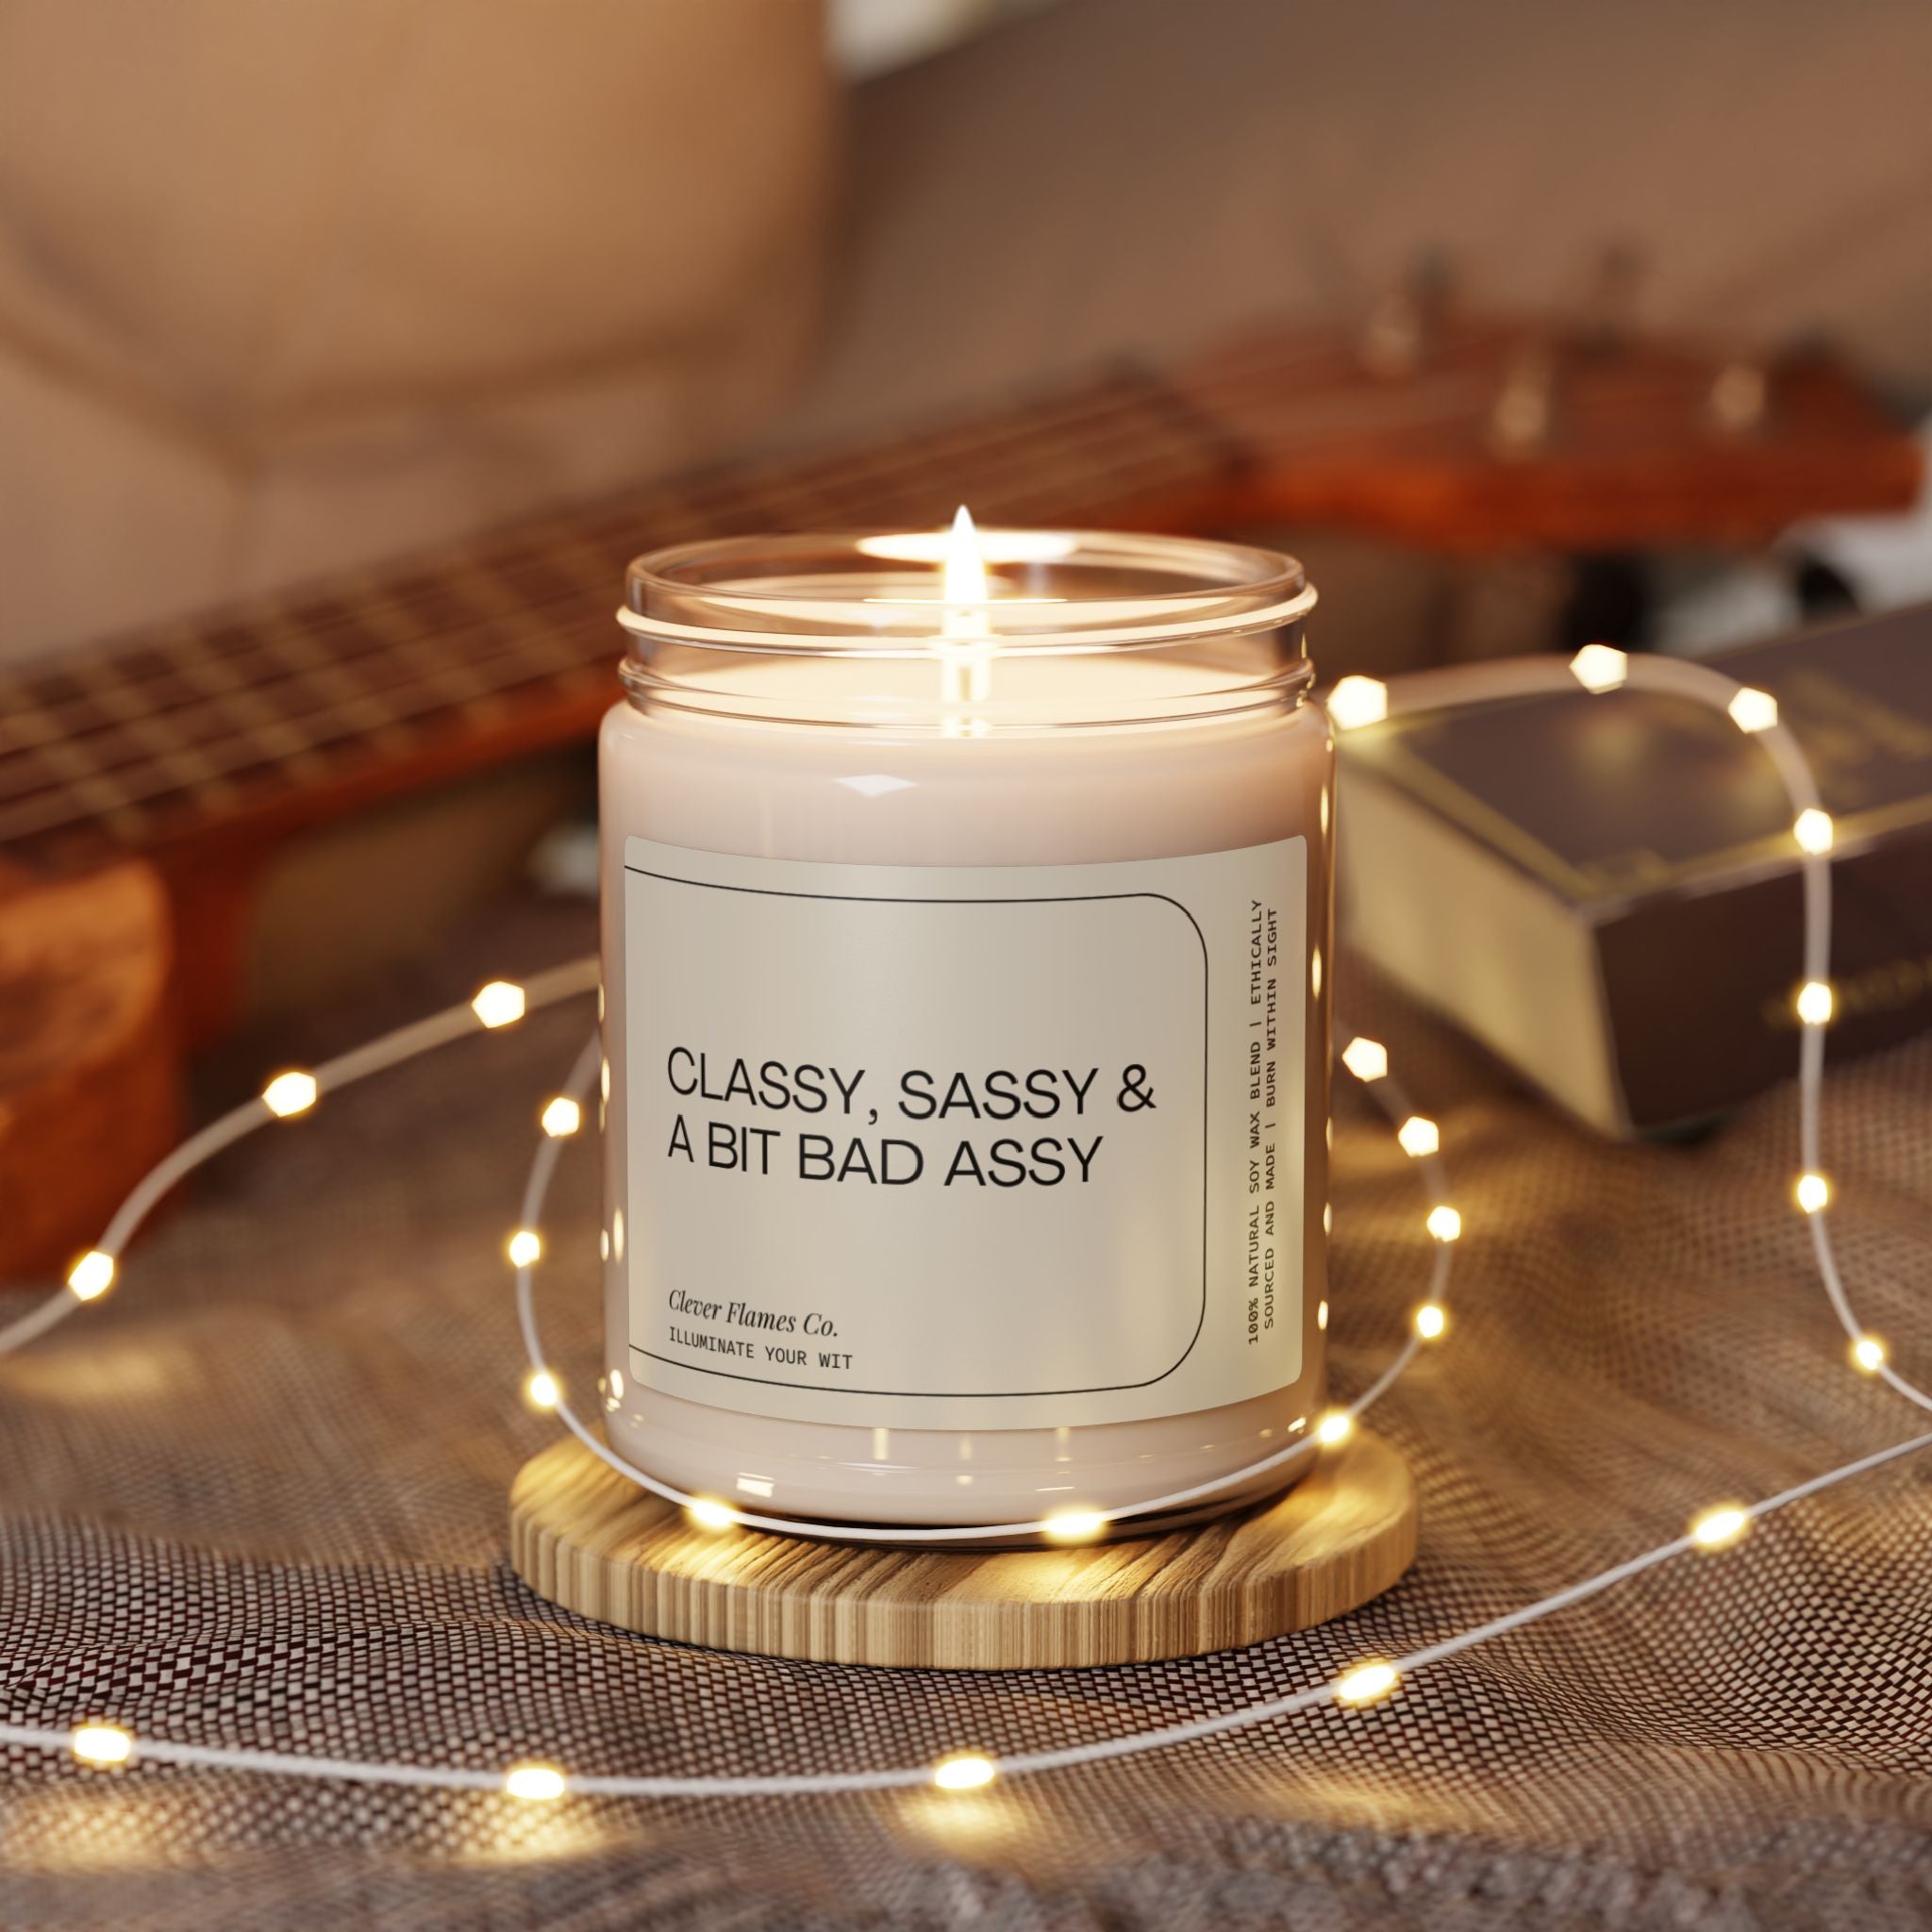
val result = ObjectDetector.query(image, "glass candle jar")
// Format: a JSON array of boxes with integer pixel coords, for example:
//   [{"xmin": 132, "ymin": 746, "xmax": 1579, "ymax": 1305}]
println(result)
[{"xmin": 598, "ymin": 524, "xmax": 1331, "ymax": 1532}]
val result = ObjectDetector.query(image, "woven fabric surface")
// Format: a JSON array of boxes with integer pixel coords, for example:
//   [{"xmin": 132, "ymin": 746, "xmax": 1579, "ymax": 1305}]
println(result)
[{"xmin": 4, "ymin": 894, "xmax": 1930, "ymax": 1931}]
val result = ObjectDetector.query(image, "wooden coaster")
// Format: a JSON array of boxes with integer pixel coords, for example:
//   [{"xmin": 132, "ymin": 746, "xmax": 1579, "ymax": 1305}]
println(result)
[{"xmin": 508, "ymin": 1430, "xmax": 1416, "ymax": 1670}]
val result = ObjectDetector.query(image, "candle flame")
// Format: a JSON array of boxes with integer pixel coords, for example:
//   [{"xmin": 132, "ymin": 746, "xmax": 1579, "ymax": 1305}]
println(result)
[
  {"xmin": 936, "ymin": 506, "xmax": 993, "ymax": 734},
  {"xmin": 942, "ymin": 505, "xmax": 989, "ymax": 609},
  {"xmin": 856, "ymin": 525, "xmax": 1075, "ymax": 566}
]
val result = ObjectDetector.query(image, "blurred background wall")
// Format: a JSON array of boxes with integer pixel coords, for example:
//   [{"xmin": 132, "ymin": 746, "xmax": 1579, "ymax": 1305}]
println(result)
[
  {"xmin": 798, "ymin": 0, "xmax": 1932, "ymax": 436},
  {"xmin": 0, "ymin": 0, "xmax": 835, "ymax": 658},
  {"xmin": 3, "ymin": 0, "xmax": 1927, "ymax": 662}
]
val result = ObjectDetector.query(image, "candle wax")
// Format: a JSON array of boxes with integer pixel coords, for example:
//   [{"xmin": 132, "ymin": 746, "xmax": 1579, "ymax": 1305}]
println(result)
[{"xmin": 599, "ymin": 649, "xmax": 1332, "ymax": 1529}]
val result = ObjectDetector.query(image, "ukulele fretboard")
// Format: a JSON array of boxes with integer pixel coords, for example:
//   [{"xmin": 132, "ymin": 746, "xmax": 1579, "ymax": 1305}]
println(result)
[{"xmin": 0, "ymin": 368, "xmax": 1238, "ymax": 867}]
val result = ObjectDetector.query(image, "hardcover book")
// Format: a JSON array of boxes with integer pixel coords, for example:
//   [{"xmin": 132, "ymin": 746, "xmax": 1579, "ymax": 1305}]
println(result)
[{"xmin": 1338, "ymin": 604, "xmax": 1932, "ymax": 1136}]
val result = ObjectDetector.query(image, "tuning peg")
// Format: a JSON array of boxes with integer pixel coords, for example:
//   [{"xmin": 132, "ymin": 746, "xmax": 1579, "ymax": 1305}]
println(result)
[
  {"xmin": 1358, "ymin": 251, "xmax": 1452, "ymax": 377},
  {"xmin": 1490, "ymin": 344, "xmax": 1557, "ymax": 455},
  {"xmin": 1359, "ymin": 290, "xmax": 1424, "ymax": 377},
  {"xmin": 1707, "ymin": 361, "xmax": 1769, "ymax": 436},
  {"xmin": 1579, "ymin": 241, "xmax": 1648, "ymax": 350}
]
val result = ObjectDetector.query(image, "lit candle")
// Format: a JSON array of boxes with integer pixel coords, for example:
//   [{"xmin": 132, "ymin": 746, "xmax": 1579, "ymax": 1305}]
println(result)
[{"xmin": 599, "ymin": 518, "xmax": 1331, "ymax": 1530}]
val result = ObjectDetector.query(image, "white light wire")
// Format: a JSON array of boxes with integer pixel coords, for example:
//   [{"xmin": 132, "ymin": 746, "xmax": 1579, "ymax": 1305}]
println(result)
[{"xmin": 0, "ymin": 650, "xmax": 1924, "ymax": 1802}]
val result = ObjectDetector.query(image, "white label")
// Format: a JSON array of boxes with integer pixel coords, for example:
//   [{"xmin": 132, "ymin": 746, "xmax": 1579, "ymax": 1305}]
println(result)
[{"xmin": 622, "ymin": 835, "xmax": 1306, "ymax": 1429}]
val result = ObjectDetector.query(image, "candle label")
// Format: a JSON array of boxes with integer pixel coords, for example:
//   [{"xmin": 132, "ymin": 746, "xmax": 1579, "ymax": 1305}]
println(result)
[{"xmin": 621, "ymin": 834, "xmax": 1308, "ymax": 1430}]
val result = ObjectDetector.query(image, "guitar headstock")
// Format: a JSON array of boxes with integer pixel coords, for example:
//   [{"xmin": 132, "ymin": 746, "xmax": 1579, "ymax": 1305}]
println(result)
[{"xmin": 1174, "ymin": 313, "xmax": 1921, "ymax": 550}]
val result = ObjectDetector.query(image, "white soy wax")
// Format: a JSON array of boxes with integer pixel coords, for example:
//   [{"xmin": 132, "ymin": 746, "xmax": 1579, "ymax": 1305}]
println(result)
[{"xmin": 598, "ymin": 521, "xmax": 1332, "ymax": 1531}]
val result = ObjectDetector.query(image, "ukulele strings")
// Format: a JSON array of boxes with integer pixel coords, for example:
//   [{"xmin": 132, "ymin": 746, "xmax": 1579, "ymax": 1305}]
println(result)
[{"xmin": 1, "ymin": 320, "xmax": 1690, "ymax": 841}]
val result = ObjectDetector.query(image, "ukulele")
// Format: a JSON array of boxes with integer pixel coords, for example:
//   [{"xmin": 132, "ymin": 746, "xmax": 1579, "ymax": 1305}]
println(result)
[{"xmin": 0, "ymin": 312, "xmax": 1918, "ymax": 1275}]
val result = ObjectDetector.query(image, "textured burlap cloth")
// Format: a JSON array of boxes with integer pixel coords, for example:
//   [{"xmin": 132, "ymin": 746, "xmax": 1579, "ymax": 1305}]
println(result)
[{"xmin": 5, "ymin": 894, "xmax": 1931, "ymax": 1930}]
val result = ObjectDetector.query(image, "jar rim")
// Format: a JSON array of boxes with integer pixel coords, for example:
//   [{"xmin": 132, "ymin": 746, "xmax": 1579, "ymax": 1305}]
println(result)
[{"xmin": 621, "ymin": 528, "xmax": 1314, "ymax": 658}]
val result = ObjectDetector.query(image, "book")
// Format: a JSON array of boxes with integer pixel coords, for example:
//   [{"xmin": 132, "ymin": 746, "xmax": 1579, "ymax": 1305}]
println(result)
[{"xmin": 1337, "ymin": 603, "xmax": 1932, "ymax": 1136}]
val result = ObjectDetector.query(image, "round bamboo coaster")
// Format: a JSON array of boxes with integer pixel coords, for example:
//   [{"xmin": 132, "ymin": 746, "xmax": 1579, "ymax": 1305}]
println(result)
[{"xmin": 508, "ymin": 1430, "xmax": 1416, "ymax": 1670}]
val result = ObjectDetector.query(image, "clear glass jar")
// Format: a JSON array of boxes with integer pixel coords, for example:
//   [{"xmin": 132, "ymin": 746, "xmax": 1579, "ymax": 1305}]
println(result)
[{"xmin": 599, "ymin": 528, "xmax": 1331, "ymax": 1532}]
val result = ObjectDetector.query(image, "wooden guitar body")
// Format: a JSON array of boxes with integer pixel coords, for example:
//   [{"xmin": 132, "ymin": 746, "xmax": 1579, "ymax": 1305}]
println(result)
[{"xmin": 0, "ymin": 860, "xmax": 177, "ymax": 1279}]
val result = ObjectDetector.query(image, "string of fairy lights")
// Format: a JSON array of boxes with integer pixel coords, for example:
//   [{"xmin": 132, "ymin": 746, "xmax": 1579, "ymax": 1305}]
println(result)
[{"xmin": 1, "ymin": 642, "xmax": 1925, "ymax": 1810}]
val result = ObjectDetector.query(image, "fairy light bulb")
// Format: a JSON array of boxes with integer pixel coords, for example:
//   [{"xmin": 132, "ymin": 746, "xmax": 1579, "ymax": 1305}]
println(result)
[
  {"xmin": 66, "ymin": 1250, "xmax": 116, "ymax": 1303},
  {"xmin": 1794, "ymin": 1173, "xmax": 1830, "ymax": 1215},
  {"xmin": 504, "ymin": 1763, "xmax": 567, "ymax": 1803},
  {"xmin": 525, "ymin": 1369, "xmax": 560, "ymax": 1410},
  {"xmin": 1690, "ymin": 1504, "xmax": 1750, "ymax": 1549},
  {"xmin": 1341, "ymin": 1036, "xmax": 1389, "ymax": 1082},
  {"xmin": 540, "ymin": 1096, "xmax": 582, "ymax": 1138},
  {"xmin": 261, "ymin": 1071, "xmax": 319, "ymax": 1118},
  {"xmin": 933, "ymin": 1753, "xmax": 997, "ymax": 1790},
  {"xmin": 1396, "ymin": 1115, "xmax": 1439, "ymax": 1158},
  {"xmin": 1414, "ymin": 1303, "xmax": 1447, "ymax": 1341},
  {"xmin": 1727, "ymin": 688, "xmax": 1778, "ymax": 734},
  {"xmin": 1795, "ymin": 980, "xmax": 1834, "ymax": 1026},
  {"xmin": 1335, "ymin": 1661, "xmax": 1399, "ymax": 1706},
  {"xmin": 1317, "ymin": 1299, "xmax": 1329, "ymax": 1331},
  {"xmin": 1425, "ymin": 1205, "xmax": 1462, "ymax": 1243},
  {"xmin": 71, "ymin": 1724, "xmax": 134, "ymax": 1765},
  {"xmin": 1043, "ymin": 1508, "xmax": 1108, "ymax": 1543},
  {"xmin": 472, "ymin": 980, "xmax": 526, "ymax": 1028},
  {"xmin": 1327, "ymin": 675, "xmax": 1389, "ymax": 730},
  {"xmin": 1851, "ymin": 1334, "xmax": 1887, "ymax": 1374},
  {"xmin": 1568, "ymin": 643, "xmax": 1627, "ymax": 692},
  {"xmin": 1316, "ymin": 1409, "xmax": 1353, "ymax": 1447},
  {"xmin": 507, "ymin": 1228, "xmax": 542, "ymax": 1269},
  {"xmin": 1792, "ymin": 809, "xmax": 1834, "ymax": 856},
  {"xmin": 688, "ymin": 1499, "xmax": 737, "ymax": 1531}
]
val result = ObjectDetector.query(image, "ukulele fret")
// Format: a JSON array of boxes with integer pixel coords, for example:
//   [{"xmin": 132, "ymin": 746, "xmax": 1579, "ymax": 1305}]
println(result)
[
  {"xmin": 0, "ymin": 613, "xmax": 613, "ymax": 850},
  {"xmin": 249, "ymin": 608, "xmax": 418, "ymax": 753},
  {"xmin": 0, "ymin": 677, "xmax": 148, "ymax": 841},
  {"xmin": 62, "ymin": 654, "xmax": 244, "ymax": 816},
  {"xmin": 166, "ymin": 624, "xmax": 333, "ymax": 783}
]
